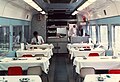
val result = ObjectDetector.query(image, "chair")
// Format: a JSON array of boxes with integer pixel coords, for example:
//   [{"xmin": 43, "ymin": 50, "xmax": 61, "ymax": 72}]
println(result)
[
  {"xmin": 79, "ymin": 67, "xmax": 95, "ymax": 81},
  {"xmin": 34, "ymin": 54, "xmax": 44, "ymax": 57},
  {"xmin": 89, "ymin": 53, "xmax": 99, "ymax": 57},
  {"xmin": 8, "ymin": 66, "xmax": 22, "ymax": 75},
  {"xmin": 34, "ymin": 47, "xmax": 37, "ymax": 49},
  {"xmin": 83, "ymin": 46, "xmax": 86, "ymax": 48},
  {"xmin": 27, "ymin": 66, "xmax": 49, "ymax": 82},
  {"xmin": 108, "ymin": 69, "xmax": 120, "ymax": 74},
  {"xmin": 27, "ymin": 66, "xmax": 42, "ymax": 75},
  {"xmin": 86, "ymin": 46, "xmax": 90, "ymax": 48},
  {"xmin": 22, "ymin": 54, "xmax": 33, "ymax": 57},
  {"xmin": 83, "ymin": 46, "xmax": 90, "ymax": 48}
]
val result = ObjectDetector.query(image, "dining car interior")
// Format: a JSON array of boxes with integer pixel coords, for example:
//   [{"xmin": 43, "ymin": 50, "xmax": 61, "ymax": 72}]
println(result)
[{"xmin": 1, "ymin": 0, "xmax": 120, "ymax": 82}]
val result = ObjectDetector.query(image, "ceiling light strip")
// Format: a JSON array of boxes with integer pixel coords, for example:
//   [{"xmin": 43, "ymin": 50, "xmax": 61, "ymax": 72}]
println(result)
[
  {"xmin": 77, "ymin": 0, "xmax": 96, "ymax": 11},
  {"xmin": 40, "ymin": 11, "xmax": 46, "ymax": 14},
  {"xmin": 23, "ymin": 0, "xmax": 42, "ymax": 11},
  {"xmin": 72, "ymin": 11, "xmax": 78, "ymax": 15}
]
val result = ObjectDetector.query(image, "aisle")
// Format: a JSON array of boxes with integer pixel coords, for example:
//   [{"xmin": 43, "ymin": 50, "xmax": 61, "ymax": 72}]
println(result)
[{"xmin": 54, "ymin": 54, "xmax": 69, "ymax": 82}]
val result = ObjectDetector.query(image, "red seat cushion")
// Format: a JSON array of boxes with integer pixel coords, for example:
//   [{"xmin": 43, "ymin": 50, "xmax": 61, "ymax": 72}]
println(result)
[
  {"xmin": 8, "ymin": 66, "xmax": 22, "ymax": 75},
  {"xmin": 86, "ymin": 46, "xmax": 90, "ymax": 48},
  {"xmin": 22, "ymin": 54, "xmax": 33, "ymax": 57},
  {"xmin": 89, "ymin": 53, "xmax": 99, "ymax": 56},
  {"xmin": 108, "ymin": 70, "xmax": 120, "ymax": 74},
  {"xmin": 83, "ymin": 46, "xmax": 86, "ymax": 48}
]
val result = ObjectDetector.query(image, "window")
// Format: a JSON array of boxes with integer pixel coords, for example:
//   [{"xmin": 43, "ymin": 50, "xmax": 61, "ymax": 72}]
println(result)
[
  {"xmin": 0, "ymin": 26, "xmax": 9, "ymax": 52},
  {"xmin": 13, "ymin": 25, "xmax": 30, "ymax": 50},
  {"xmin": 100, "ymin": 25, "xmax": 108, "ymax": 49},
  {"xmin": 114, "ymin": 26, "xmax": 120, "ymax": 49},
  {"xmin": 24, "ymin": 25, "xmax": 30, "ymax": 43},
  {"xmin": 91, "ymin": 25, "xmax": 96, "ymax": 44},
  {"xmin": 13, "ymin": 26, "xmax": 22, "ymax": 50},
  {"xmin": 87, "ymin": 25, "xmax": 90, "ymax": 35},
  {"xmin": 111, "ymin": 25, "xmax": 115, "ymax": 48},
  {"xmin": 111, "ymin": 25, "xmax": 120, "ymax": 55}
]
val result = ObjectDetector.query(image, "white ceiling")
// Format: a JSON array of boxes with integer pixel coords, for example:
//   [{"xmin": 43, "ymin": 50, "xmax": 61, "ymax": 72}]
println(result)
[{"xmin": 7, "ymin": 0, "xmax": 37, "ymax": 12}]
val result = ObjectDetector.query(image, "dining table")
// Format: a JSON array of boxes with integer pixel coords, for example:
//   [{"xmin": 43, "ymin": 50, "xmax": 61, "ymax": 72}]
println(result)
[
  {"xmin": 73, "ymin": 56, "xmax": 120, "ymax": 74},
  {"xmin": 0, "ymin": 75, "xmax": 42, "ymax": 82},
  {"xmin": 84, "ymin": 74, "xmax": 120, "ymax": 82},
  {"xmin": 16, "ymin": 48, "xmax": 53, "ymax": 59},
  {"xmin": 27, "ymin": 43, "xmax": 54, "ymax": 49},
  {"xmin": 69, "ymin": 48, "xmax": 105, "ymax": 59},
  {"xmin": 67, "ymin": 43, "xmax": 94, "ymax": 50},
  {"xmin": 0, "ymin": 57, "xmax": 50, "ymax": 74}
]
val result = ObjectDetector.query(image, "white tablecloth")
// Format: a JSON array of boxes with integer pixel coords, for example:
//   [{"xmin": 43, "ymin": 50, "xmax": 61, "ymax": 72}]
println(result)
[
  {"xmin": 73, "ymin": 56, "xmax": 120, "ymax": 74},
  {"xmin": 27, "ymin": 44, "xmax": 54, "ymax": 49},
  {"xmin": 84, "ymin": 74, "xmax": 120, "ymax": 82},
  {"xmin": 16, "ymin": 49, "xmax": 53, "ymax": 59},
  {"xmin": 0, "ymin": 57, "xmax": 50, "ymax": 74},
  {"xmin": 67, "ymin": 43, "xmax": 94, "ymax": 50},
  {"xmin": 0, "ymin": 75, "xmax": 42, "ymax": 82},
  {"xmin": 70, "ymin": 48, "xmax": 105, "ymax": 59}
]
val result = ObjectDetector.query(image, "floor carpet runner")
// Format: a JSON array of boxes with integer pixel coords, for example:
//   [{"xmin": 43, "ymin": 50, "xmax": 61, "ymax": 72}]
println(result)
[{"xmin": 54, "ymin": 54, "xmax": 69, "ymax": 82}]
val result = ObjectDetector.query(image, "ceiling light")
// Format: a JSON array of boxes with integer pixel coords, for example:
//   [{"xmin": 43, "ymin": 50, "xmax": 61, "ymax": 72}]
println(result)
[
  {"xmin": 23, "ymin": 0, "xmax": 42, "ymax": 11},
  {"xmin": 72, "ymin": 11, "xmax": 78, "ymax": 15},
  {"xmin": 40, "ymin": 11, "xmax": 46, "ymax": 14},
  {"xmin": 77, "ymin": 0, "xmax": 96, "ymax": 11}
]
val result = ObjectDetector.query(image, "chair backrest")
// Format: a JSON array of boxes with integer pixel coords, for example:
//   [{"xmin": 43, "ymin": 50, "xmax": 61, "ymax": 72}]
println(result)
[
  {"xmin": 86, "ymin": 46, "xmax": 90, "ymax": 48},
  {"xmin": 80, "ymin": 67, "xmax": 95, "ymax": 78},
  {"xmin": 22, "ymin": 54, "xmax": 33, "ymax": 57},
  {"xmin": 8, "ymin": 66, "xmax": 22, "ymax": 75},
  {"xmin": 89, "ymin": 53, "xmax": 99, "ymax": 57},
  {"xmin": 83, "ymin": 46, "xmax": 86, "ymax": 48},
  {"xmin": 108, "ymin": 69, "xmax": 120, "ymax": 74},
  {"xmin": 27, "ymin": 66, "xmax": 42, "ymax": 75},
  {"xmin": 34, "ymin": 54, "xmax": 44, "ymax": 57}
]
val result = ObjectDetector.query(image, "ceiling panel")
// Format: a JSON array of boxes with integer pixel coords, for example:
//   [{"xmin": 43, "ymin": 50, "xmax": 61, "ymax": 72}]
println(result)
[
  {"xmin": 49, "ymin": 0, "xmax": 71, "ymax": 3},
  {"xmin": 34, "ymin": 0, "xmax": 86, "ymax": 14},
  {"xmin": 43, "ymin": 0, "xmax": 77, "ymax": 3}
]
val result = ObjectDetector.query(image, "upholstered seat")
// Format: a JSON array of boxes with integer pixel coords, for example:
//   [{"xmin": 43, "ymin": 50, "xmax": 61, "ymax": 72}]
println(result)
[
  {"xmin": 34, "ymin": 54, "xmax": 44, "ymax": 57},
  {"xmin": 27, "ymin": 66, "xmax": 42, "ymax": 75},
  {"xmin": 108, "ymin": 69, "xmax": 120, "ymax": 74},
  {"xmin": 89, "ymin": 53, "xmax": 99, "ymax": 56},
  {"xmin": 8, "ymin": 66, "xmax": 22, "ymax": 75},
  {"xmin": 22, "ymin": 54, "xmax": 33, "ymax": 57},
  {"xmin": 79, "ymin": 67, "xmax": 95, "ymax": 82}
]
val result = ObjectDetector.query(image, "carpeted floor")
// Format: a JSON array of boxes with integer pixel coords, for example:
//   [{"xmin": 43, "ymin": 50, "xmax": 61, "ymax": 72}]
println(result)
[
  {"xmin": 54, "ymin": 54, "xmax": 69, "ymax": 82},
  {"xmin": 48, "ymin": 53, "xmax": 76, "ymax": 82}
]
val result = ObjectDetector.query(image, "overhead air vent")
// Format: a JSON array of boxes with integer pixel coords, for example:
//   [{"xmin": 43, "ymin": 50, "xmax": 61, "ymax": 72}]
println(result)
[
  {"xmin": 103, "ymin": 10, "xmax": 107, "ymax": 15},
  {"xmin": 26, "ymin": 15, "xmax": 29, "ymax": 19}
]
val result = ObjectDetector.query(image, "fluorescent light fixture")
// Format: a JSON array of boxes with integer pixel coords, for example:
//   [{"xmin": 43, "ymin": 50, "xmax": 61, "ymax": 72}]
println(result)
[
  {"xmin": 72, "ymin": 11, "xmax": 78, "ymax": 15},
  {"xmin": 77, "ymin": 0, "xmax": 96, "ymax": 11},
  {"xmin": 23, "ymin": 0, "xmax": 42, "ymax": 11},
  {"xmin": 40, "ymin": 11, "xmax": 46, "ymax": 14}
]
